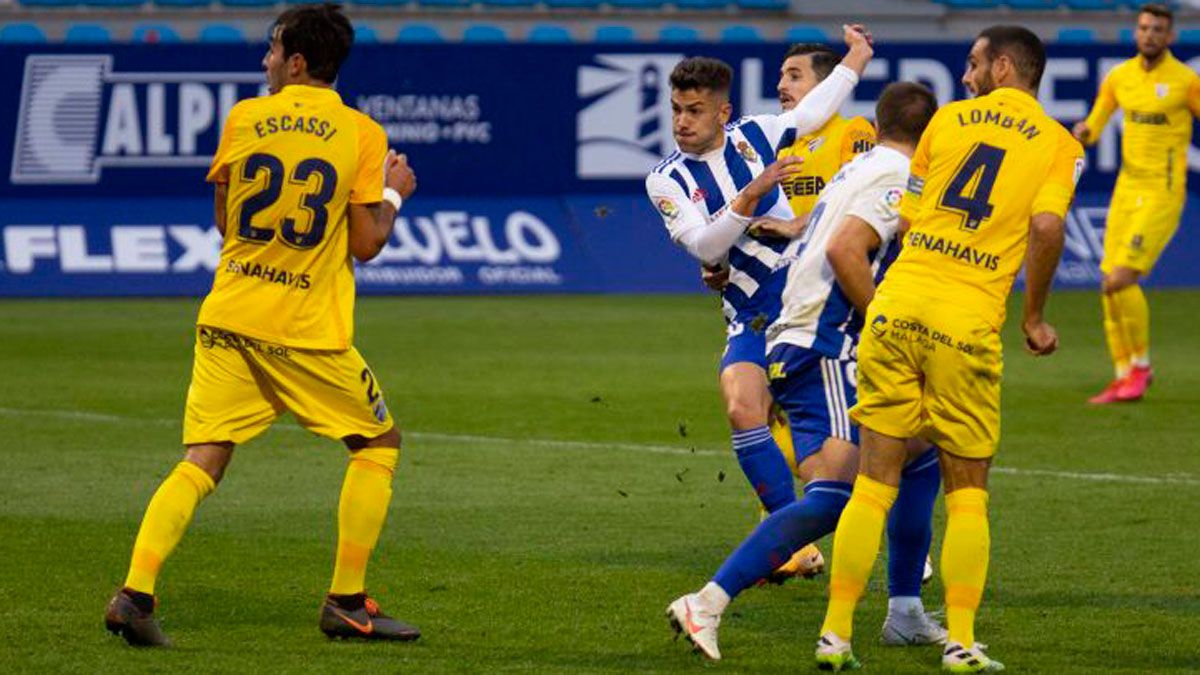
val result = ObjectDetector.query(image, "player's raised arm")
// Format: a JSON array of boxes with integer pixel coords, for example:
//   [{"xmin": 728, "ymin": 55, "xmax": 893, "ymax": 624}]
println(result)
[
  {"xmin": 1073, "ymin": 70, "xmax": 1117, "ymax": 145},
  {"xmin": 761, "ymin": 24, "xmax": 873, "ymax": 145}
]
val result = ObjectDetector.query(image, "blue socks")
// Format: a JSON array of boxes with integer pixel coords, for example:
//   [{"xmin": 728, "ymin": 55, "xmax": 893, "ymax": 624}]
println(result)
[
  {"xmin": 731, "ymin": 426, "xmax": 795, "ymax": 513},
  {"xmin": 713, "ymin": 480, "xmax": 852, "ymax": 598},
  {"xmin": 887, "ymin": 447, "xmax": 941, "ymax": 598}
]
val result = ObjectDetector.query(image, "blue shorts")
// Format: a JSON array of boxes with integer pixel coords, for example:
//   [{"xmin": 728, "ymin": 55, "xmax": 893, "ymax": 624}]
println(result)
[
  {"xmin": 719, "ymin": 319, "xmax": 768, "ymax": 371},
  {"xmin": 766, "ymin": 343, "xmax": 858, "ymax": 464}
]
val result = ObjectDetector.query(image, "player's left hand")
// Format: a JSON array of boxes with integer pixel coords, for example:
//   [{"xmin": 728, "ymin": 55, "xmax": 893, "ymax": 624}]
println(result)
[
  {"xmin": 749, "ymin": 215, "xmax": 806, "ymax": 239},
  {"xmin": 1022, "ymin": 319, "xmax": 1059, "ymax": 356},
  {"xmin": 385, "ymin": 149, "xmax": 417, "ymax": 199},
  {"xmin": 843, "ymin": 23, "xmax": 874, "ymax": 50},
  {"xmin": 701, "ymin": 264, "xmax": 729, "ymax": 291}
]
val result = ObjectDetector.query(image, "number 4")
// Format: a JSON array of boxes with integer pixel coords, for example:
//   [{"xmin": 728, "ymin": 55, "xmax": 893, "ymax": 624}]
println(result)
[{"xmin": 939, "ymin": 142, "xmax": 1005, "ymax": 232}]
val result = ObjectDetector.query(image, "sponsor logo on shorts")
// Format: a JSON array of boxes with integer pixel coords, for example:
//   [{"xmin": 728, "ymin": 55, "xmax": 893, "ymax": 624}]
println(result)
[
  {"xmin": 870, "ymin": 314, "xmax": 888, "ymax": 338},
  {"xmin": 885, "ymin": 318, "xmax": 976, "ymax": 355},
  {"xmin": 198, "ymin": 326, "xmax": 290, "ymax": 358}
]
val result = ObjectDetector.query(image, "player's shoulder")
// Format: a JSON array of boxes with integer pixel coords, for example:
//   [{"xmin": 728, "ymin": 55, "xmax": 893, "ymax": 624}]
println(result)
[
  {"xmin": 650, "ymin": 150, "xmax": 684, "ymax": 176},
  {"xmin": 1164, "ymin": 53, "xmax": 1199, "ymax": 81},
  {"xmin": 845, "ymin": 115, "xmax": 876, "ymax": 136},
  {"xmin": 728, "ymin": 114, "xmax": 772, "ymax": 134},
  {"xmin": 344, "ymin": 105, "xmax": 387, "ymax": 143}
]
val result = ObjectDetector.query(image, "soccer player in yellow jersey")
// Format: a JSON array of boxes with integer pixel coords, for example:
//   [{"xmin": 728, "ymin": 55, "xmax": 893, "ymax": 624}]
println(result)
[
  {"xmin": 1072, "ymin": 3, "xmax": 1200, "ymax": 404},
  {"xmin": 777, "ymin": 43, "xmax": 877, "ymax": 220},
  {"xmin": 814, "ymin": 27, "xmax": 1083, "ymax": 672},
  {"xmin": 104, "ymin": 4, "xmax": 420, "ymax": 646}
]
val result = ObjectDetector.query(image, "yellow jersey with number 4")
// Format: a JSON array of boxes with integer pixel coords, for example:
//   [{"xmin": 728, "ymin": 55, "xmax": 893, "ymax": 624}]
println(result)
[
  {"xmin": 886, "ymin": 87, "xmax": 1083, "ymax": 329},
  {"xmin": 1081, "ymin": 51, "xmax": 1200, "ymax": 196},
  {"xmin": 202, "ymin": 84, "xmax": 387, "ymax": 351}
]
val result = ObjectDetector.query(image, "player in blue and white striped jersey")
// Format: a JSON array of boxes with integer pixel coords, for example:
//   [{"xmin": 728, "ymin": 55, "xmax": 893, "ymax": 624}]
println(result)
[
  {"xmin": 667, "ymin": 82, "xmax": 945, "ymax": 662},
  {"xmin": 646, "ymin": 26, "xmax": 873, "ymax": 548}
]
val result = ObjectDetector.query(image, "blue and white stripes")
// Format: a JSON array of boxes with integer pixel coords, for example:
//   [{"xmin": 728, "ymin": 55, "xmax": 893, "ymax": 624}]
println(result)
[
  {"xmin": 819, "ymin": 358, "xmax": 854, "ymax": 442},
  {"xmin": 803, "ymin": 479, "xmax": 854, "ymax": 500},
  {"xmin": 731, "ymin": 425, "xmax": 775, "ymax": 454}
]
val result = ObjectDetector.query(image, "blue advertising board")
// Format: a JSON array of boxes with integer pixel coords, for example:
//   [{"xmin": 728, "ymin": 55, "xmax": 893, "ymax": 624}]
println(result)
[{"xmin": 1, "ymin": 42, "xmax": 1199, "ymax": 296}]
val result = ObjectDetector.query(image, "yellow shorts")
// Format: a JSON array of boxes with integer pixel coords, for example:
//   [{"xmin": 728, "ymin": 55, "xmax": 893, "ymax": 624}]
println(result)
[
  {"xmin": 1101, "ymin": 186, "xmax": 1184, "ymax": 274},
  {"xmin": 182, "ymin": 326, "xmax": 394, "ymax": 446},
  {"xmin": 850, "ymin": 294, "xmax": 1003, "ymax": 459}
]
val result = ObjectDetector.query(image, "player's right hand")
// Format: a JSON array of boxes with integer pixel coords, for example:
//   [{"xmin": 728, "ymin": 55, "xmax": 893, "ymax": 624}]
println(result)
[
  {"xmin": 1071, "ymin": 121, "xmax": 1091, "ymax": 144},
  {"xmin": 385, "ymin": 149, "xmax": 417, "ymax": 199},
  {"xmin": 746, "ymin": 156, "xmax": 804, "ymax": 200},
  {"xmin": 701, "ymin": 264, "xmax": 729, "ymax": 292},
  {"xmin": 1022, "ymin": 320, "xmax": 1059, "ymax": 356}
]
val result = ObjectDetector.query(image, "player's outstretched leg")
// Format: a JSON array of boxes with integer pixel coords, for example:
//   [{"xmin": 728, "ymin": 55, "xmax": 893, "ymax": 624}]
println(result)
[
  {"xmin": 882, "ymin": 446, "xmax": 946, "ymax": 646},
  {"xmin": 321, "ymin": 435, "xmax": 419, "ymax": 641},
  {"xmin": 106, "ymin": 453, "xmax": 221, "ymax": 647},
  {"xmin": 668, "ymin": 479, "xmax": 851, "ymax": 660}
]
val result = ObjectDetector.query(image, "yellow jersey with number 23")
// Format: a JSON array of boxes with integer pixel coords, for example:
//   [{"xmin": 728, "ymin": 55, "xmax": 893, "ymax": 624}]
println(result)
[
  {"xmin": 202, "ymin": 84, "xmax": 387, "ymax": 351},
  {"xmin": 885, "ymin": 87, "xmax": 1084, "ymax": 329}
]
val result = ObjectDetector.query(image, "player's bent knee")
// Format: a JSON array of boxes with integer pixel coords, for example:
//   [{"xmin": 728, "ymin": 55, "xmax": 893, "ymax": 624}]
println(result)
[
  {"xmin": 1102, "ymin": 268, "xmax": 1140, "ymax": 294},
  {"xmin": 344, "ymin": 425, "xmax": 401, "ymax": 451},
  {"xmin": 183, "ymin": 442, "xmax": 235, "ymax": 484},
  {"xmin": 938, "ymin": 450, "xmax": 990, "ymax": 492}
]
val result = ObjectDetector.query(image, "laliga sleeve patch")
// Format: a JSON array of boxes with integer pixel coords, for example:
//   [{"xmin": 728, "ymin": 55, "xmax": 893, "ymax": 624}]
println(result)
[
  {"xmin": 656, "ymin": 197, "xmax": 680, "ymax": 220},
  {"xmin": 875, "ymin": 187, "xmax": 903, "ymax": 220}
]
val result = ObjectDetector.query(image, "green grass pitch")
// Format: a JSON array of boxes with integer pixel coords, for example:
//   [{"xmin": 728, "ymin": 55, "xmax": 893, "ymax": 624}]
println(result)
[{"xmin": 0, "ymin": 291, "xmax": 1197, "ymax": 673}]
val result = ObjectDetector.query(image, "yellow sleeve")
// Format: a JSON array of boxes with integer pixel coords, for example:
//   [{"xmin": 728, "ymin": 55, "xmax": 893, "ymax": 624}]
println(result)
[
  {"xmin": 1081, "ymin": 69, "xmax": 1118, "ymax": 146},
  {"xmin": 1187, "ymin": 74, "xmax": 1200, "ymax": 118},
  {"xmin": 205, "ymin": 102, "xmax": 244, "ymax": 184},
  {"xmin": 840, "ymin": 117, "xmax": 877, "ymax": 166},
  {"xmin": 350, "ymin": 116, "xmax": 387, "ymax": 205},
  {"xmin": 898, "ymin": 110, "xmax": 937, "ymax": 223},
  {"xmin": 1031, "ymin": 134, "xmax": 1085, "ymax": 219}
]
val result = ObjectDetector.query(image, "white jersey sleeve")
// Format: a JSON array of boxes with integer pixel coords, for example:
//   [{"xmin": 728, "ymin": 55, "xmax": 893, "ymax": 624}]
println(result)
[
  {"xmin": 844, "ymin": 177, "xmax": 904, "ymax": 244},
  {"xmin": 646, "ymin": 171, "xmax": 750, "ymax": 265},
  {"xmin": 749, "ymin": 65, "xmax": 860, "ymax": 149},
  {"xmin": 646, "ymin": 171, "xmax": 705, "ymax": 241}
]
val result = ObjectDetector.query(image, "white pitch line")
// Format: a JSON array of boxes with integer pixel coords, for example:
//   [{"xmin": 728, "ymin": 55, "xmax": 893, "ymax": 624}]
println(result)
[{"xmin": 0, "ymin": 406, "xmax": 1196, "ymax": 486}]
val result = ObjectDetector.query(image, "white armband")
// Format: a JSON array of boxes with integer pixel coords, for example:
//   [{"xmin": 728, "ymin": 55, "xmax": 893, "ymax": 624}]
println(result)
[{"xmin": 382, "ymin": 187, "xmax": 403, "ymax": 211}]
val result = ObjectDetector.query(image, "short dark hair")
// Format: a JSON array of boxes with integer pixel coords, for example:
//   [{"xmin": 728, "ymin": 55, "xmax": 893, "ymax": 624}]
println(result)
[
  {"xmin": 273, "ymin": 3, "xmax": 354, "ymax": 84},
  {"xmin": 669, "ymin": 57, "xmax": 733, "ymax": 96},
  {"xmin": 1138, "ymin": 3, "xmax": 1174, "ymax": 27},
  {"xmin": 977, "ymin": 25, "xmax": 1046, "ymax": 90},
  {"xmin": 784, "ymin": 43, "xmax": 841, "ymax": 82},
  {"xmin": 875, "ymin": 82, "xmax": 938, "ymax": 146}
]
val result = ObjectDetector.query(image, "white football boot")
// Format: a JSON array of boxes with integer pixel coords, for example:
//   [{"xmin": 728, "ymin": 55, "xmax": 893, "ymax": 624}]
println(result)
[
  {"xmin": 815, "ymin": 631, "xmax": 861, "ymax": 671},
  {"xmin": 665, "ymin": 594, "xmax": 721, "ymax": 660},
  {"xmin": 881, "ymin": 604, "xmax": 948, "ymax": 646},
  {"xmin": 942, "ymin": 641, "xmax": 1005, "ymax": 672}
]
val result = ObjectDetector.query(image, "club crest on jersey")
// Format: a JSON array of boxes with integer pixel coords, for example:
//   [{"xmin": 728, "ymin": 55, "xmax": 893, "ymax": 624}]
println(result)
[
  {"xmin": 736, "ymin": 141, "xmax": 759, "ymax": 163},
  {"xmin": 691, "ymin": 188, "xmax": 707, "ymax": 203},
  {"xmin": 1156, "ymin": 83, "xmax": 1170, "ymax": 99},
  {"xmin": 656, "ymin": 197, "xmax": 680, "ymax": 220}
]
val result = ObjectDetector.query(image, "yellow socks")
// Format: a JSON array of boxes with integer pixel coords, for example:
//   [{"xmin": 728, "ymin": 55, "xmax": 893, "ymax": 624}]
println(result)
[
  {"xmin": 330, "ymin": 447, "xmax": 399, "ymax": 595},
  {"xmin": 1101, "ymin": 292, "xmax": 1131, "ymax": 378},
  {"xmin": 942, "ymin": 488, "xmax": 990, "ymax": 647},
  {"xmin": 124, "ymin": 461, "xmax": 216, "ymax": 594},
  {"xmin": 821, "ymin": 475, "xmax": 898, "ymax": 640},
  {"xmin": 1114, "ymin": 285, "xmax": 1149, "ymax": 367},
  {"xmin": 1103, "ymin": 285, "xmax": 1150, "ymax": 377}
]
